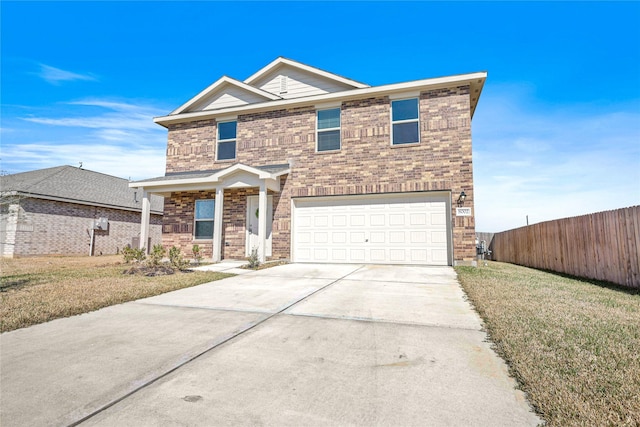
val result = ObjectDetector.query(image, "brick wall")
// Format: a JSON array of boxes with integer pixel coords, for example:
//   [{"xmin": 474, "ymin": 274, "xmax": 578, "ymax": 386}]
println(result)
[
  {"xmin": 162, "ymin": 86, "xmax": 476, "ymax": 264},
  {"xmin": 2, "ymin": 198, "xmax": 162, "ymax": 257}
]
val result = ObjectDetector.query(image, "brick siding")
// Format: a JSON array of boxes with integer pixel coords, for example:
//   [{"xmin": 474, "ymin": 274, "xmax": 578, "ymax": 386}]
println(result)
[
  {"xmin": 1, "ymin": 198, "xmax": 162, "ymax": 257},
  {"xmin": 161, "ymin": 86, "xmax": 476, "ymax": 264}
]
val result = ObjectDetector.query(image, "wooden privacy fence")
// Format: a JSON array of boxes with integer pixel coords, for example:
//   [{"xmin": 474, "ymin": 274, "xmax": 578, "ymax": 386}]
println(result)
[{"xmin": 492, "ymin": 206, "xmax": 640, "ymax": 288}]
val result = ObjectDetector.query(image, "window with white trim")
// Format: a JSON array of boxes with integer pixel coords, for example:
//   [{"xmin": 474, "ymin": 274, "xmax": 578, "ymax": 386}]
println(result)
[
  {"xmin": 391, "ymin": 98, "xmax": 420, "ymax": 145},
  {"xmin": 317, "ymin": 108, "xmax": 341, "ymax": 152},
  {"xmin": 217, "ymin": 121, "xmax": 237, "ymax": 160},
  {"xmin": 194, "ymin": 199, "xmax": 214, "ymax": 239}
]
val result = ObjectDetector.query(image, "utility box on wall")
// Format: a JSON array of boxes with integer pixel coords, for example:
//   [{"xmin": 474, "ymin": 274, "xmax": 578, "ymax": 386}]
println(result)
[{"xmin": 93, "ymin": 217, "xmax": 109, "ymax": 230}]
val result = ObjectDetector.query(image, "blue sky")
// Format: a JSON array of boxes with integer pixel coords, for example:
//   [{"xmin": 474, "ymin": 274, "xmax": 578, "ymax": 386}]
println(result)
[{"xmin": 2, "ymin": 1, "xmax": 639, "ymax": 232}]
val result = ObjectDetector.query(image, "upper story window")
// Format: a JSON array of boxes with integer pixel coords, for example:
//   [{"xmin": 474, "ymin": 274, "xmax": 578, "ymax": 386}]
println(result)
[
  {"xmin": 391, "ymin": 98, "xmax": 420, "ymax": 145},
  {"xmin": 317, "ymin": 108, "xmax": 341, "ymax": 152},
  {"xmin": 217, "ymin": 121, "xmax": 237, "ymax": 160},
  {"xmin": 194, "ymin": 199, "xmax": 214, "ymax": 239}
]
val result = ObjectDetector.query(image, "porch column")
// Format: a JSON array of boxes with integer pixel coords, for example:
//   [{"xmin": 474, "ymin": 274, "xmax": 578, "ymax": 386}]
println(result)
[
  {"xmin": 213, "ymin": 186, "xmax": 224, "ymax": 262},
  {"xmin": 258, "ymin": 181, "xmax": 267, "ymax": 263},
  {"xmin": 140, "ymin": 189, "xmax": 151, "ymax": 253}
]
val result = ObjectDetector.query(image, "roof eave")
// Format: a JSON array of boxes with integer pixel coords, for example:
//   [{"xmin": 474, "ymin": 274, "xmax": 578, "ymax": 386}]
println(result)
[
  {"xmin": 7, "ymin": 191, "xmax": 163, "ymax": 215},
  {"xmin": 155, "ymin": 71, "xmax": 487, "ymax": 127}
]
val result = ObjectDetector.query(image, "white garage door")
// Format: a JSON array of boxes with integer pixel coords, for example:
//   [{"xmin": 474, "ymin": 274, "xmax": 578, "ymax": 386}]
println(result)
[{"xmin": 292, "ymin": 193, "xmax": 450, "ymax": 265}]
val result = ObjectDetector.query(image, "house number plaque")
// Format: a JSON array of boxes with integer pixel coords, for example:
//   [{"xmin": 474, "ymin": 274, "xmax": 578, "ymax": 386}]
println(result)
[{"xmin": 456, "ymin": 207, "xmax": 472, "ymax": 217}]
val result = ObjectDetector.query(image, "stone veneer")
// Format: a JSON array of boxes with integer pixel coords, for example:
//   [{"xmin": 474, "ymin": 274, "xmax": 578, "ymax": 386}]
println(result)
[{"xmin": 161, "ymin": 86, "xmax": 476, "ymax": 264}]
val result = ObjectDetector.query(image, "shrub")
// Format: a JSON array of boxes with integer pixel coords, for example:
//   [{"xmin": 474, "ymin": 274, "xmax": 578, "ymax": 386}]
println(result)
[
  {"xmin": 147, "ymin": 244, "xmax": 166, "ymax": 266},
  {"xmin": 168, "ymin": 246, "xmax": 190, "ymax": 271},
  {"xmin": 122, "ymin": 246, "xmax": 146, "ymax": 264},
  {"xmin": 247, "ymin": 247, "xmax": 260, "ymax": 269},
  {"xmin": 192, "ymin": 244, "xmax": 202, "ymax": 266}
]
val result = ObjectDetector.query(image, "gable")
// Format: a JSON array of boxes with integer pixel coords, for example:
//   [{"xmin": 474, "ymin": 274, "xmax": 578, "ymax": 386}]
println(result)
[
  {"xmin": 249, "ymin": 64, "xmax": 361, "ymax": 99},
  {"xmin": 172, "ymin": 76, "xmax": 280, "ymax": 115},
  {"xmin": 189, "ymin": 84, "xmax": 270, "ymax": 112}
]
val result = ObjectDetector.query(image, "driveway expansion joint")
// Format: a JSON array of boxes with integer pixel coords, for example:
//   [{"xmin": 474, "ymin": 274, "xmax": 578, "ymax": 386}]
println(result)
[
  {"xmin": 67, "ymin": 264, "xmax": 365, "ymax": 426},
  {"xmin": 283, "ymin": 311, "xmax": 484, "ymax": 331}
]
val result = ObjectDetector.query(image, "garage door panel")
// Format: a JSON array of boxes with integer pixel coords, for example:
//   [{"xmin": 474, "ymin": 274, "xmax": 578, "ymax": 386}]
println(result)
[
  {"xmin": 389, "ymin": 231, "xmax": 406, "ymax": 243},
  {"xmin": 314, "ymin": 216, "xmax": 329, "ymax": 227},
  {"xmin": 350, "ymin": 232, "xmax": 366, "ymax": 243},
  {"xmin": 432, "ymin": 249, "xmax": 448, "ymax": 263},
  {"xmin": 370, "ymin": 214, "xmax": 385, "ymax": 226},
  {"xmin": 389, "ymin": 214, "xmax": 405, "ymax": 226},
  {"xmin": 332, "ymin": 232, "xmax": 347, "ymax": 243},
  {"xmin": 350, "ymin": 249, "xmax": 366, "ymax": 261},
  {"xmin": 432, "ymin": 213, "xmax": 446, "ymax": 226},
  {"xmin": 297, "ymin": 216, "xmax": 312, "ymax": 227},
  {"xmin": 370, "ymin": 231, "xmax": 385, "ymax": 244},
  {"xmin": 350, "ymin": 215, "xmax": 366, "ymax": 226},
  {"xmin": 411, "ymin": 231, "xmax": 427, "ymax": 243},
  {"xmin": 314, "ymin": 248, "xmax": 329, "ymax": 261},
  {"xmin": 332, "ymin": 248, "xmax": 347, "ymax": 261},
  {"xmin": 314, "ymin": 232, "xmax": 329, "ymax": 243},
  {"xmin": 332, "ymin": 215, "xmax": 348, "ymax": 227},
  {"xmin": 297, "ymin": 232, "xmax": 312, "ymax": 244},
  {"xmin": 411, "ymin": 249, "xmax": 428, "ymax": 262},
  {"xmin": 293, "ymin": 194, "xmax": 450, "ymax": 265},
  {"xmin": 410, "ymin": 213, "xmax": 427, "ymax": 225},
  {"xmin": 432, "ymin": 231, "xmax": 447, "ymax": 244}
]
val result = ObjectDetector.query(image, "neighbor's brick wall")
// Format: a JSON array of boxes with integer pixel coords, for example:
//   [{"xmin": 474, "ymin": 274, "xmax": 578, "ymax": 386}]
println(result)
[
  {"xmin": 162, "ymin": 86, "xmax": 476, "ymax": 263},
  {"xmin": 3, "ymin": 198, "xmax": 162, "ymax": 257}
]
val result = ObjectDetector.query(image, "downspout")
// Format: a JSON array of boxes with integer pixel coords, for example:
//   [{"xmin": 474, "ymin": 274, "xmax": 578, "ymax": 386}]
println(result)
[{"xmin": 89, "ymin": 227, "xmax": 95, "ymax": 256}]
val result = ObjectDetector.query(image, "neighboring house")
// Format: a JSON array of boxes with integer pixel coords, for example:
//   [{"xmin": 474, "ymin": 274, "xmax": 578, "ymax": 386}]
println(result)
[
  {"xmin": 131, "ymin": 57, "xmax": 486, "ymax": 266},
  {"xmin": 0, "ymin": 166, "xmax": 163, "ymax": 257}
]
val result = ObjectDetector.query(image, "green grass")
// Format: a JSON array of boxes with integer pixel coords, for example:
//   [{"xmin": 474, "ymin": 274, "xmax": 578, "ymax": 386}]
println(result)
[
  {"xmin": 1, "ymin": 255, "xmax": 233, "ymax": 332},
  {"xmin": 455, "ymin": 261, "xmax": 640, "ymax": 427}
]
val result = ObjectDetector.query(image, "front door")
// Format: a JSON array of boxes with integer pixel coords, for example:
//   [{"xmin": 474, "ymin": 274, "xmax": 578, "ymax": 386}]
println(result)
[{"xmin": 246, "ymin": 195, "xmax": 273, "ymax": 257}]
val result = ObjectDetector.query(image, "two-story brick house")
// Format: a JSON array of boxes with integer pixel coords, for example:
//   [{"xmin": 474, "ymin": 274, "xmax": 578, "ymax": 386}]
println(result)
[{"xmin": 131, "ymin": 58, "xmax": 486, "ymax": 266}]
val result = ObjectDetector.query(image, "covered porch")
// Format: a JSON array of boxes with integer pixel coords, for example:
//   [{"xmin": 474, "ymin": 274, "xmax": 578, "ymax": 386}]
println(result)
[{"xmin": 130, "ymin": 163, "xmax": 290, "ymax": 263}]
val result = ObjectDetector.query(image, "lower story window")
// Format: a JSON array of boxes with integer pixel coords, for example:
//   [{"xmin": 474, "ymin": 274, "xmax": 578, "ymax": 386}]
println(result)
[{"xmin": 194, "ymin": 199, "xmax": 214, "ymax": 239}]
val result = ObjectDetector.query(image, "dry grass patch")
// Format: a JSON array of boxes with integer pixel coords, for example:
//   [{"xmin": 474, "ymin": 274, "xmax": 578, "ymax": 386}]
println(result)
[
  {"xmin": 456, "ymin": 261, "xmax": 640, "ymax": 427},
  {"xmin": 1, "ymin": 255, "xmax": 233, "ymax": 332}
]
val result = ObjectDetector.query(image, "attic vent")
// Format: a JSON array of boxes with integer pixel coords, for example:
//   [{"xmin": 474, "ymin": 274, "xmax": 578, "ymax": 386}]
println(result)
[{"xmin": 279, "ymin": 75, "xmax": 288, "ymax": 94}]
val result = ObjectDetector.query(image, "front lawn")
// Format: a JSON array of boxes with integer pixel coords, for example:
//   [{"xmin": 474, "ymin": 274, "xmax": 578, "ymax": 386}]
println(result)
[
  {"xmin": 455, "ymin": 261, "xmax": 640, "ymax": 427},
  {"xmin": 0, "ymin": 255, "xmax": 233, "ymax": 332}
]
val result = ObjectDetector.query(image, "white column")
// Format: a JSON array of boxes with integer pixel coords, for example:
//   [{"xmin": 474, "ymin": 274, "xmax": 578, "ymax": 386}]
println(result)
[
  {"xmin": 258, "ymin": 181, "xmax": 267, "ymax": 263},
  {"xmin": 140, "ymin": 189, "xmax": 151, "ymax": 253},
  {"xmin": 212, "ymin": 187, "xmax": 224, "ymax": 262}
]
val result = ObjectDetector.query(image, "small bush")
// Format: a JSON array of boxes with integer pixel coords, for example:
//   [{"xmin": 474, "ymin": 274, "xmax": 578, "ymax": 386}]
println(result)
[
  {"xmin": 122, "ymin": 246, "xmax": 146, "ymax": 264},
  {"xmin": 147, "ymin": 244, "xmax": 166, "ymax": 266},
  {"xmin": 169, "ymin": 246, "xmax": 190, "ymax": 271},
  {"xmin": 192, "ymin": 244, "xmax": 202, "ymax": 266},
  {"xmin": 247, "ymin": 247, "xmax": 260, "ymax": 269}
]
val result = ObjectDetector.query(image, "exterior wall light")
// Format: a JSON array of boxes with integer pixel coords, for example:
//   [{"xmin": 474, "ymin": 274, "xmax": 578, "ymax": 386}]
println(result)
[{"xmin": 457, "ymin": 191, "xmax": 467, "ymax": 207}]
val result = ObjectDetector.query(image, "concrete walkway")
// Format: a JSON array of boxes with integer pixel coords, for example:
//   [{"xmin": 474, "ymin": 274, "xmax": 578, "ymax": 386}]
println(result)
[{"xmin": 0, "ymin": 264, "xmax": 542, "ymax": 426}]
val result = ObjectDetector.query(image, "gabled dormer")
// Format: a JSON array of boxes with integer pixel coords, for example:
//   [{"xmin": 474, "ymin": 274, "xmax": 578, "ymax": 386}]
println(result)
[
  {"xmin": 244, "ymin": 57, "xmax": 369, "ymax": 99},
  {"xmin": 171, "ymin": 76, "xmax": 282, "ymax": 115}
]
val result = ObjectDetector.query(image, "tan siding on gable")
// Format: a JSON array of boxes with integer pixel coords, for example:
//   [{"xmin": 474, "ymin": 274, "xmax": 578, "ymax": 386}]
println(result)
[
  {"xmin": 190, "ymin": 86, "xmax": 268, "ymax": 112},
  {"xmin": 254, "ymin": 66, "xmax": 353, "ymax": 99}
]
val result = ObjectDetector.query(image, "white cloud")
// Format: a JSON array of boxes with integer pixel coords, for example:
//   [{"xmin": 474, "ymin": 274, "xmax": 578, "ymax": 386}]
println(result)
[
  {"xmin": 3, "ymin": 99, "xmax": 168, "ymax": 180},
  {"xmin": 0, "ymin": 143, "xmax": 166, "ymax": 181},
  {"xmin": 473, "ymin": 86, "xmax": 640, "ymax": 232},
  {"xmin": 37, "ymin": 64, "xmax": 98, "ymax": 85}
]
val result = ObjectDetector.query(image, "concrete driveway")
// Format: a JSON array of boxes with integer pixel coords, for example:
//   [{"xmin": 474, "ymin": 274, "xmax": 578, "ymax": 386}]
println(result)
[{"xmin": 1, "ymin": 263, "xmax": 541, "ymax": 426}]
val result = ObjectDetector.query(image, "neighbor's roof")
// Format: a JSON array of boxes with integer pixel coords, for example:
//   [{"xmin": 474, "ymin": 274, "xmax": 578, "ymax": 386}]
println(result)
[{"xmin": 0, "ymin": 166, "xmax": 164, "ymax": 214}]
